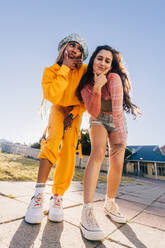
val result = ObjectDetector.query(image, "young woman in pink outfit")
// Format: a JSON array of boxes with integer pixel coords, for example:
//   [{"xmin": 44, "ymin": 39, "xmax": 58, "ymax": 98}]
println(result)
[{"xmin": 76, "ymin": 45, "xmax": 140, "ymax": 241}]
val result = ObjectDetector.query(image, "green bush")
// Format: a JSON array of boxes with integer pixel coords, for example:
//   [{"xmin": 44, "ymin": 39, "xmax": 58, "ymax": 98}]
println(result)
[{"xmin": 81, "ymin": 129, "xmax": 91, "ymax": 155}]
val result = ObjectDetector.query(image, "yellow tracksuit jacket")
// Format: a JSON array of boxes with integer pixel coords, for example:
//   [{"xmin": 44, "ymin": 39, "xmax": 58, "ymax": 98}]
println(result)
[{"xmin": 39, "ymin": 63, "xmax": 87, "ymax": 195}]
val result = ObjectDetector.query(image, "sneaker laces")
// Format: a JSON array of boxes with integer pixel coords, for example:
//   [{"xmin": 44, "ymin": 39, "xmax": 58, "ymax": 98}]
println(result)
[
  {"xmin": 86, "ymin": 207, "xmax": 99, "ymax": 228},
  {"xmin": 52, "ymin": 195, "xmax": 62, "ymax": 208},
  {"xmin": 106, "ymin": 200, "xmax": 122, "ymax": 216},
  {"xmin": 32, "ymin": 193, "xmax": 43, "ymax": 207}
]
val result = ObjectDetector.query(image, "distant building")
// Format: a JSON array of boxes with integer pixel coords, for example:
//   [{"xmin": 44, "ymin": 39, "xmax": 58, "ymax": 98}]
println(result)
[
  {"xmin": 1, "ymin": 141, "xmax": 40, "ymax": 159},
  {"xmin": 1, "ymin": 142, "xmax": 28, "ymax": 155},
  {"xmin": 126, "ymin": 145, "xmax": 165, "ymax": 180}
]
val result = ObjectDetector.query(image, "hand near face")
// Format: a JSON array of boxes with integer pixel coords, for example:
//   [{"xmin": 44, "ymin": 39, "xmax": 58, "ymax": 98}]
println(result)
[
  {"xmin": 93, "ymin": 72, "xmax": 107, "ymax": 93},
  {"xmin": 94, "ymin": 72, "xmax": 107, "ymax": 87},
  {"xmin": 63, "ymin": 49, "xmax": 83, "ymax": 70},
  {"xmin": 74, "ymin": 57, "xmax": 83, "ymax": 69}
]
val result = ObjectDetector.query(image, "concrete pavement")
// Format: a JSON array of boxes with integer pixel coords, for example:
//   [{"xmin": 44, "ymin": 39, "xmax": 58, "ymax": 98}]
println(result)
[{"xmin": 0, "ymin": 177, "xmax": 165, "ymax": 248}]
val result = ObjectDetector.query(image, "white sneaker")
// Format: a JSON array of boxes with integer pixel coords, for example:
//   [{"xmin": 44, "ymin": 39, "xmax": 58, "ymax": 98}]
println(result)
[
  {"xmin": 25, "ymin": 193, "xmax": 44, "ymax": 224},
  {"xmin": 48, "ymin": 195, "xmax": 64, "ymax": 222},
  {"xmin": 104, "ymin": 198, "xmax": 126, "ymax": 223},
  {"xmin": 80, "ymin": 203, "xmax": 105, "ymax": 241}
]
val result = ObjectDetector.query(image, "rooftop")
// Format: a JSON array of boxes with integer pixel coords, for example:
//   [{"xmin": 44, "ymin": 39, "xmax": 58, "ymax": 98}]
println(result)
[{"xmin": 127, "ymin": 145, "xmax": 165, "ymax": 162}]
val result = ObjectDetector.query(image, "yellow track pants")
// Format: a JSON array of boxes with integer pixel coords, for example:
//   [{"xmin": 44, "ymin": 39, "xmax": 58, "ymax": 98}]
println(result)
[{"xmin": 39, "ymin": 105, "xmax": 82, "ymax": 196}]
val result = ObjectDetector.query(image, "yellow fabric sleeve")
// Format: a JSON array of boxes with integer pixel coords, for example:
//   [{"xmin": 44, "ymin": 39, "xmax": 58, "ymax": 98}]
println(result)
[{"xmin": 42, "ymin": 65, "xmax": 71, "ymax": 105}]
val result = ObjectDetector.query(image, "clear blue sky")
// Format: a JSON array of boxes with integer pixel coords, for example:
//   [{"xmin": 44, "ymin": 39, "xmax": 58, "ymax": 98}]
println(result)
[{"xmin": 0, "ymin": 0, "xmax": 165, "ymax": 146}]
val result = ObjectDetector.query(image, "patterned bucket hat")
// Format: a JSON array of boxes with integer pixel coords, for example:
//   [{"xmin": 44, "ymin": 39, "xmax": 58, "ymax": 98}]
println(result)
[{"xmin": 58, "ymin": 33, "xmax": 88, "ymax": 60}]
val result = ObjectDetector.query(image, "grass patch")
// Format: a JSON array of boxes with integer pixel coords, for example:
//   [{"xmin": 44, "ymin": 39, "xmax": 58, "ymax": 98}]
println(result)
[
  {"xmin": 0, "ymin": 152, "xmax": 54, "ymax": 181},
  {"xmin": 121, "ymin": 177, "xmax": 134, "ymax": 183},
  {"xmin": 0, "ymin": 152, "xmax": 133, "ymax": 183}
]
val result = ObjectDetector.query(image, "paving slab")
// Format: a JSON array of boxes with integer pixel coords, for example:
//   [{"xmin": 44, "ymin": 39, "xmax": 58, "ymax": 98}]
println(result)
[
  {"xmin": 157, "ymin": 194, "xmax": 165, "ymax": 203},
  {"xmin": 69, "ymin": 197, "xmax": 146, "ymax": 223},
  {"xmin": 0, "ymin": 217, "xmax": 100, "ymax": 248},
  {"xmin": 0, "ymin": 181, "xmax": 35, "ymax": 197},
  {"xmin": 94, "ymin": 184, "xmax": 107, "ymax": 195},
  {"xmin": 97, "ymin": 240, "xmax": 126, "ymax": 248},
  {"xmin": 64, "ymin": 201, "xmax": 123, "ymax": 237},
  {"xmin": 0, "ymin": 181, "xmax": 53, "ymax": 199},
  {"xmin": 117, "ymin": 181, "xmax": 165, "ymax": 197},
  {"xmin": 133, "ymin": 212, "xmax": 165, "ymax": 231},
  {"xmin": 64, "ymin": 190, "xmax": 105, "ymax": 204},
  {"xmin": 0, "ymin": 178, "xmax": 165, "ymax": 248},
  {"xmin": 150, "ymin": 201, "xmax": 165, "ymax": 209},
  {"xmin": 66, "ymin": 181, "xmax": 83, "ymax": 192},
  {"xmin": 47, "ymin": 181, "xmax": 84, "ymax": 193},
  {"xmin": 122, "ymin": 191, "xmax": 162, "ymax": 199},
  {"xmin": 63, "ymin": 191, "xmax": 84, "ymax": 204},
  {"xmin": 112, "ymin": 199, "xmax": 147, "ymax": 221},
  {"xmin": 0, "ymin": 195, "xmax": 27, "ymax": 223},
  {"xmin": 116, "ymin": 198, "xmax": 147, "ymax": 212},
  {"xmin": 109, "ymin": 222, "xmax": 165, "ymax": 248},
  {"xmin": 144, "ymin": 205, "xmax": 165, "ymax": 217},
  {"xmin": 119, "ymin": 194, "xmax": 154, "ymax": 205},
  {"xmin": 15, "ymin": 194, "xmax": 79, "ymax": 210}
]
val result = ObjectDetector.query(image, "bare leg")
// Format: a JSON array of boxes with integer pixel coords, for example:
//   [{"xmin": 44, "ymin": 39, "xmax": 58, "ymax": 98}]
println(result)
[
  {"xmin": 107, "ymin": 132, "xmax": 126, "ymax": 198},
  {"xmin": 37, "ymin": 159, "xmax": 52, "ymax": 183},
  {"xmin": 84, "ymin": 125, "xmax": 108, "ymax": 203}
]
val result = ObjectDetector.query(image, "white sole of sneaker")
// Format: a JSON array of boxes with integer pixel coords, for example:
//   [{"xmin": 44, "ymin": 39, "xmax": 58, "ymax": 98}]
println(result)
[
  {"xmin": 80, "ymin": 223, "xmax": 104, "ymax": 241},
  {"xmin": 48, "ymin": 213, "xmax": 63, "ymax": 223},
  {"xmin": 104, "ymin": 208, "xmax": 126, "ymax": 224},
  {"xmin": 24, "ymin": 214, "xmax": 43, "ymax": 224}
]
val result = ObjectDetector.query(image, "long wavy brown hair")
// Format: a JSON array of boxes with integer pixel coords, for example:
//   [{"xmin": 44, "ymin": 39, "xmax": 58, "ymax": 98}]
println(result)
[{"xmin": 76, "ymin": 45, "xmax": 140, "ymax": 117}]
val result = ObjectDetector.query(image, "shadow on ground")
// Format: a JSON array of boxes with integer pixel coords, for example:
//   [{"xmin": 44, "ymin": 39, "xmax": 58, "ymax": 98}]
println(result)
[
  {"xmin": 39, "ymin": 220, "xmax": 63, "ymax": 248},
  {"xmin": 9, "ymin": 218, "xmax": 64, "ymax": 248},
  {"xmin": 9, "ymin": 219, "xmax": 41, "ymax": 248},
  {"xmin": 111, "ymin": 221, "xmax": 148, "ymax": 248}
]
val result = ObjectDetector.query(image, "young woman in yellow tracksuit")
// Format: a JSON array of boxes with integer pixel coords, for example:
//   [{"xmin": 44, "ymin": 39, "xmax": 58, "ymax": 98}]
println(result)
[{"xmin": 25, "ymin": 33, "xmax": 88, "ymax": 224}]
